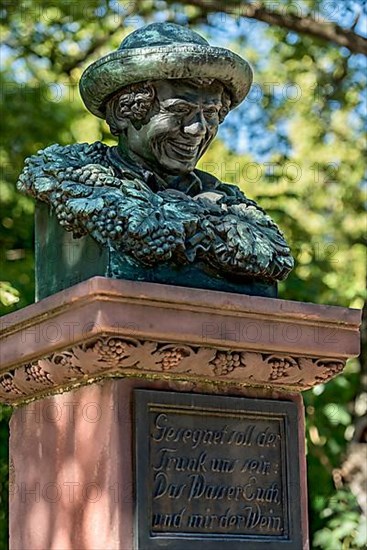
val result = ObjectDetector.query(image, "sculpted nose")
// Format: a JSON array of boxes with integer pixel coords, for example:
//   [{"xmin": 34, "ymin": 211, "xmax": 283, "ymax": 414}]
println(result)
[
  {"xmin": 183, "ymin": 112, "xmax": 206, "ymax": 137},
  {"xmin": 184, "ymin": 122, "xmax": 205, "ymax": 136}
]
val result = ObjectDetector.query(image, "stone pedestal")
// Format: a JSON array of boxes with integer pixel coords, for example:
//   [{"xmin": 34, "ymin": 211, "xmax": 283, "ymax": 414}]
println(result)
[{"xmin": 0, "ymin": 277, "xmax": 361, "ymax": 550}]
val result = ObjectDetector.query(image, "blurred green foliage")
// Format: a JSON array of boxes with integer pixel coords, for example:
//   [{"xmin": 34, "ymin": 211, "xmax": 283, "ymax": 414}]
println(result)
[{"xmin": 0, "ymin": 1, "xmax": 366, "ymax": 549}]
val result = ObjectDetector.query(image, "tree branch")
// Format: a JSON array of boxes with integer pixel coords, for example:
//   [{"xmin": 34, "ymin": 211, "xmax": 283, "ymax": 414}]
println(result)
[
  {"xmin": 182, "ymin": 0, "xmax": 367, "ymax": 55},
  {"xmin": 61, "ymin": 2, "xmax": 138, "ymax": 75},
  {"xmin": 61, "ymin": 27, "xmax": 123, "ymax": 75}
]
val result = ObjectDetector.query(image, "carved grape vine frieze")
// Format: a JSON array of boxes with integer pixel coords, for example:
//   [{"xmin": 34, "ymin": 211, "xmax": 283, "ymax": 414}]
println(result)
[{"xmin": 0, "ymin": 336, "xmax": 345, "ymax": 405}]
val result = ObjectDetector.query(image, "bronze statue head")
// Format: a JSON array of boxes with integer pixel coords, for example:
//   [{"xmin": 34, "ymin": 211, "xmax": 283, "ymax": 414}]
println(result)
[
  {"xmin": 105, "ymin": 78, "xmax": 231, "ymax": 174},
  {"xmin": 79, "ymin": 22, "xmax": 253, "ymax": 175},
  {"xmin": 80, "ymin": 22, "xmax": 253, "ymax": 119}
]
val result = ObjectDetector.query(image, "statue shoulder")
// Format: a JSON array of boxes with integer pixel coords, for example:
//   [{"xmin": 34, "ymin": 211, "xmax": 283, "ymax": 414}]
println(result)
[
  {"xmin": 19, "ymin": 141, "xmax": 109, "ymax": 171},
  {"xmin": 17, "ymin": 141, "xmax": 112, "ymax": 196},
  {"xmin": 194, "ymin": 168, "xmax": 261, "ymax": 208}
]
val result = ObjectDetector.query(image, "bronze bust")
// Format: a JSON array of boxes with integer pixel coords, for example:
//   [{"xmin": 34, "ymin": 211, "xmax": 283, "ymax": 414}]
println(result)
[{"xmin": 17, "ymin": 23, "xmax": 293, "ymax": 298}]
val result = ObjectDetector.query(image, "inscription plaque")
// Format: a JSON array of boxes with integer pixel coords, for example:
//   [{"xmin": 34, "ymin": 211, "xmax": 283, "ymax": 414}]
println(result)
[{"xmin": 134, "ymin": 390, "xmax": 302, "ymax": 550}]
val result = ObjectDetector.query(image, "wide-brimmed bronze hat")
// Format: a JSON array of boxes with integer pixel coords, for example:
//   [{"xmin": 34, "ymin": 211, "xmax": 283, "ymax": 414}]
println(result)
[{"xmin": 79, "ymin": 22, "xmax": 253, "ymax": 119}]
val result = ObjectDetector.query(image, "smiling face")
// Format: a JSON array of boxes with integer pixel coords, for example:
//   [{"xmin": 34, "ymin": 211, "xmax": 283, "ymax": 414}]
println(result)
[{"xmin": 121, "ymin": 80, "xmax": 224, "ymax": 175}]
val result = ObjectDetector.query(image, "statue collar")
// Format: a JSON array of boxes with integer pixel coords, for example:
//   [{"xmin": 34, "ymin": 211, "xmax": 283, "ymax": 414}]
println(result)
[{"xmin": 106, "ymin": 146, "xmax": 204, "ymax": 197}]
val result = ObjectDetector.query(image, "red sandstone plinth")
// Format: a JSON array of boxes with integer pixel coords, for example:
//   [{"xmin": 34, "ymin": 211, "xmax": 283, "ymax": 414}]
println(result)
[{"xmin": 0, "ymin": 277, "xmax": 361, "ymax": 550}]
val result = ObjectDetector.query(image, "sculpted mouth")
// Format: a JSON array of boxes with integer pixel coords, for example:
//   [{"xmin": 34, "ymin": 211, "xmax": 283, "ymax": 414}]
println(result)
[
  {"xmin": 168, "ymin": 139, "xmax": 202, "ymax": 157},
  {"xmin": 173, "ymin": 144, "xmax": 197, "ymax": 153}
]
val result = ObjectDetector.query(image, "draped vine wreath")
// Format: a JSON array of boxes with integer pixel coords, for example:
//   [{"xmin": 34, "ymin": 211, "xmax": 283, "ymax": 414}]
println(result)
[{"xmin": 18, "ymin": 142, "xmax": 294, "ymax": 281}]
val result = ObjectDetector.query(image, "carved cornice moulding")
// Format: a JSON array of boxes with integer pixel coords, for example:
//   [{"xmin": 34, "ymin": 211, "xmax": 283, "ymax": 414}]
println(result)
[
  {"xmin": 0, "ymin": 277, "xmax": 361, "ymax": 405},
  {"xmin": 0, "ymin": 336, "xmax": 346, "ymax": 405}
]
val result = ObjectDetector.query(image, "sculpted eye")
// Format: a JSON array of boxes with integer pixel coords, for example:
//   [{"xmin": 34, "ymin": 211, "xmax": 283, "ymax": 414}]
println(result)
[
  {"xmin": 203, "ymin": 108, "xmax": 219, "ymax": 119},
  {"xmin": 167, "ymin": 104, "xmax": 191, "ymax": 114}
]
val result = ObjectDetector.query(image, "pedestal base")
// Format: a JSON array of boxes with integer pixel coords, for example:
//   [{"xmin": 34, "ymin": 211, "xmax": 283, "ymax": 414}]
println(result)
[
  {"xmin": 1, "ymin": 277, "xmax": 360, "ymax": 550},
  {"xmin": 10, "ymin": 379, "xmax": 309, "ymax": 550}
]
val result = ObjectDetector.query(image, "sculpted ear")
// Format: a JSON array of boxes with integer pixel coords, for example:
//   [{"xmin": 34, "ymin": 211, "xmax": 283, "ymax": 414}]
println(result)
[
  {"xmin": 105, "ymin": 82, "xmax": 156, "ymax": 135},
  {"xmin": 105, "ymin": 93, "xmax": 129, "ymax": 135},
  {"xmin": 114, "ymin": 101, "xmax": 130, "ymax": 132}
]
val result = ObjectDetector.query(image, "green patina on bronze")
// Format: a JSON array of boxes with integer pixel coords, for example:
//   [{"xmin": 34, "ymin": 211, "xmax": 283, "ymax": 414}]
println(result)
[
  {"xmin": 79, "ymin": 23, "xmax": 253, "ymax": 118},
  {"xmin": 17, "ymin": 23, "xmax": 294, "ymax": 298}
]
